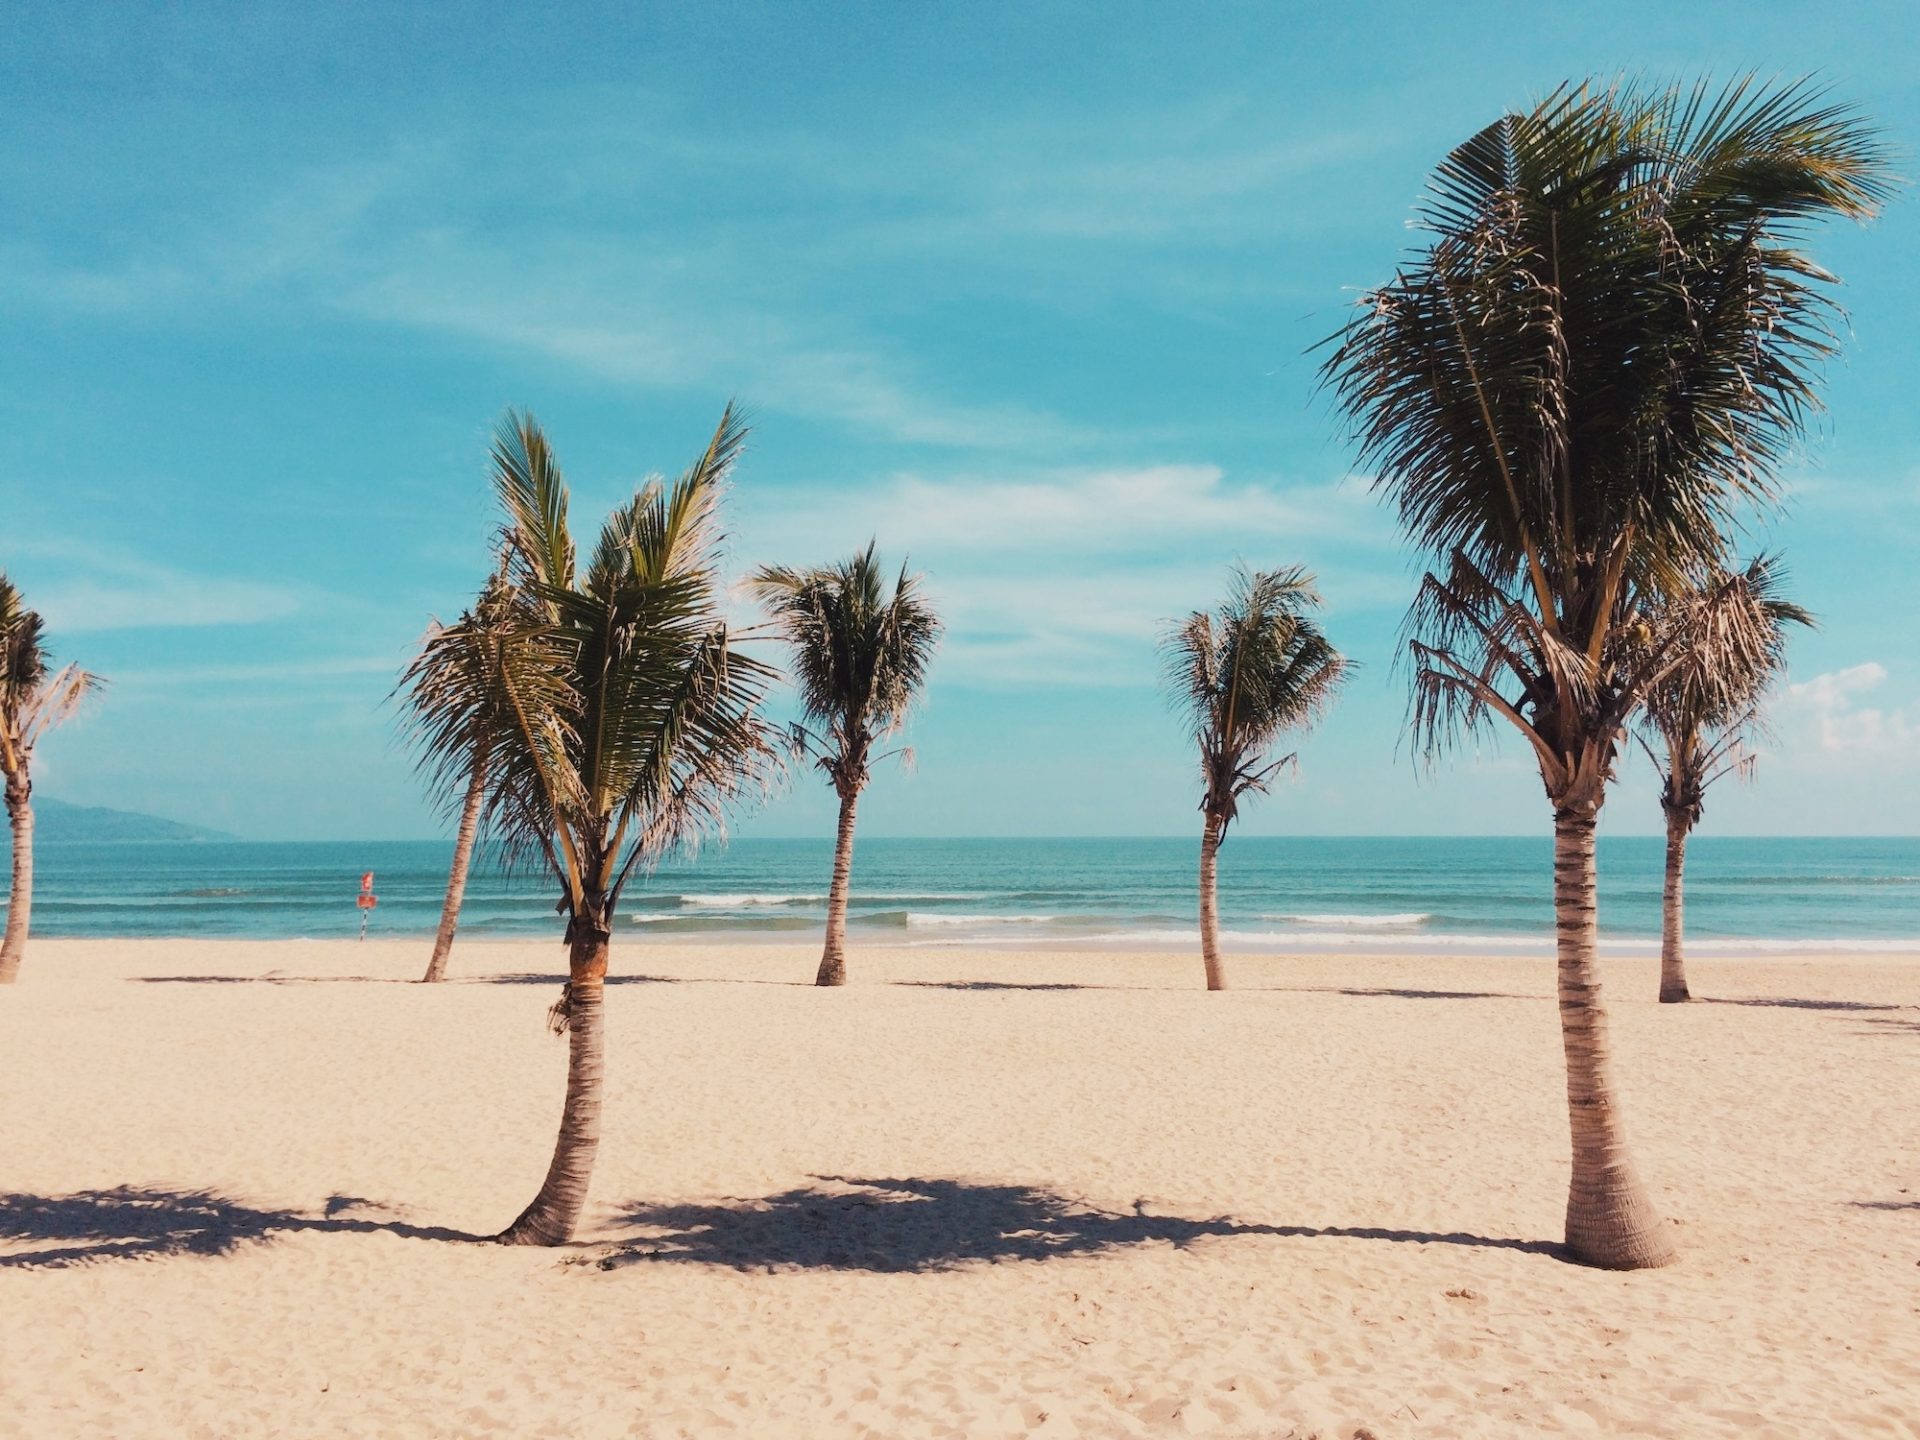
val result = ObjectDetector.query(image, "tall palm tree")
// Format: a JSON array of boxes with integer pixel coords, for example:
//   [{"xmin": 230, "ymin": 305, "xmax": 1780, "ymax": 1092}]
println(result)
[
  {"xmin": 1, "ymin": 576, "xmax": 101, "ymax": 984},
  {"xmin": 749, "ymin": 544, "xmax": 941, "ymax": 986},
  {"xmin": 1162, "ymin": 566, "xmax": 1347, "ymax": 991},
  {"xmin": 398, "ymin": 569, "xmax": 525, "ymax": 984},
  {"xmin": 404, "ymin": 406, "xmax": 777, "ymax": 1245},
  {"xmin": 1639, "ymin": 556, "xmax": 1811, "ymax": 1003},
  {"xmin": 1322, "ymin": 78, "xmax": 1888, "ymax": 1268}
]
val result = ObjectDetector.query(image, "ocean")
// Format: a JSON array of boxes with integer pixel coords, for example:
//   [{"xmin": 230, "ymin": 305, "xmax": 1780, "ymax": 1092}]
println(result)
[{"xmin": 15, "ymin": 835, "xmax": 1919, "ymax": 954}]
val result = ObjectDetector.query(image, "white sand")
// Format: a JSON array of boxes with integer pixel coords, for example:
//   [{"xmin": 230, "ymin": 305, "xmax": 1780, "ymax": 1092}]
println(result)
[{"xmin": 2, "ymin": 938, "xmax": 1916, "ymax": 1438}]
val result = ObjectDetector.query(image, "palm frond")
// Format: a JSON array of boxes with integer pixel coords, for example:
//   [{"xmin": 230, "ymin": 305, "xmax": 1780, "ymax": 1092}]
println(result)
[
  {"xmin": 1319, "ymin": 77, "xmax": 1886, "ymax": 801},
  {"xmin": 491, "ymin": 410, "xmax": 576, "ymax": 600},
  {"xmin": 1633, "ymin": 553, "xmax": 1812, "ymax": 823},
  {"xmin": 748, "ymin": 542, "xmax": 943, "ymax": 797},
  {"xmin": 394, "ymin": 571, "xmax": 531, "ymax": 827},
  {"xmin": 1161, "ymin": 565, "xmax": 1349, "ymax": 831}
]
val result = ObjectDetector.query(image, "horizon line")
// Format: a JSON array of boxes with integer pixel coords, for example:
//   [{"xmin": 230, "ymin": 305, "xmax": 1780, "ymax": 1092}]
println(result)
[{"xmin": 41, "ymin": 832, "xmax": 1920, "ymax": 846}]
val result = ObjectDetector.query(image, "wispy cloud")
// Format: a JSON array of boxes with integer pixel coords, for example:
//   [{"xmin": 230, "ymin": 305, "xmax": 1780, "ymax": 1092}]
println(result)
[
  {"xmin": 339, "ymin": 245, "xmax": 1090, "ymax": 451},
  {"xmin": 0, "ymin": 89, "xmax": 1406, "ymax": 454},
  {"xmin": 106, "ymin": 656, "xmax": 400, "ymax": 689},
  {"xmin": 18, "ymin": 548, "xmax": 302, "ymax": 633},
  {"xmin": 738, "ymin": 463, "xmax": 1390, "ymax": 557},
  {"xmin": 1780, "ymin": 468, "xmax": 1920, "ymax": 523},
  {"xmin": 735, "ymin": 462, "xmax": 1400, "ymax": 687},
  {"xmin": 1785, "ymin": 662, "xmax": 1915, "ymax": 755}
]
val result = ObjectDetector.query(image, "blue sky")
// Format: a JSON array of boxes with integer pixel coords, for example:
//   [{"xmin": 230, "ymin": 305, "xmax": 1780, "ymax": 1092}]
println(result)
[{"xmin": 4, "ymin": 1, "xmax": 1916, "ymax": 841}]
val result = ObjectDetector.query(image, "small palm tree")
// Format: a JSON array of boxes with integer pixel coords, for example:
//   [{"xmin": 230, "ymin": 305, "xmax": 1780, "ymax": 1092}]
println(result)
[
  {"xmin": 1162, "ymin": 566, "xmax": 1347, "ymax": 990},
  {"xmin": 749, "ymin": 544, "xmax": 941, "ymax": 986},
  {"xmin": 1638, "ymin": 556, "xmax": 1812, "ymax": 1003},
  {"xmin": 1322, "ymin": 78, "xmax": 1888, "ymax": 1268},
  {"xmin": 404, "ymin": 405, "xmax": 777, "ymax": 1244},
  {"xmin": 1, "ymin": 576, "xmax": 101, "ymax": 984},
  {"xmin": 398, "ymin": 568, "xmax": 525, "ymax": 983}
]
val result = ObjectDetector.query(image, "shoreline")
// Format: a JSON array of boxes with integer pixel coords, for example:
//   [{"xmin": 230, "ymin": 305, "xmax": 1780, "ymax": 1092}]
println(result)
[
  {"xmin": 21, "ymin": 931, "xmax": 1920, "ymax": 962},
  {"xmin": 25, "ymin": 834, "xmax": 1920, "ymax": 962}
]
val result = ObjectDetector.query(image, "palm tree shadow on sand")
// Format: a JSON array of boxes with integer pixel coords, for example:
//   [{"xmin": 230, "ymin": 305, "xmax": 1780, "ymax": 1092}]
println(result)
[
  {"xmin": 132, "ymin": 973, "xmax": 687, "ymax": 987},
  {"xmin": 0, "ymin": 1187, "xmax": 478, "ymax": 1268},
  {"xmin": 593, "ymin": 1176, "xmax": 1560, "ymax": 1273}
]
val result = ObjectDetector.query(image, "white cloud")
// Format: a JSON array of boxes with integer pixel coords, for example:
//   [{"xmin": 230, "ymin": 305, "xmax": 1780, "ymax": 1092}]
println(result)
[
  {"xmin": 343, "ymin": 253, "xmax": 1088, "ymax": 452},
  {"xmin": 739, "ymin": 462, "xmax": 1390, "ymax": 558},
  {"xmin": 734, "ymin": 463, "xmax": 1399, "ymax": 687},
  {"xmin": 1782, "ymin": 469, "xmax": 1920, "ymax": 515},
  {"xmin": 1786, "ymin": 662, "xmax": 1916, "ymax": 754},
  {"xmin": 27, "ymin": 558, "xmax": 301, "ymax": 633}
]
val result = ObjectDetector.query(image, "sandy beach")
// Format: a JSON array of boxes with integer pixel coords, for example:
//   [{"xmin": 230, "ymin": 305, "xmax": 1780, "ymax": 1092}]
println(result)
[{"xmin": 2, "ymin": 938, "xmax": 1916, "ymax": 1438}]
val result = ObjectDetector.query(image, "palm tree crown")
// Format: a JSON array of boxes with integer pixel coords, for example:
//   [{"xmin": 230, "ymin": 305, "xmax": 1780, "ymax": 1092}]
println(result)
[
  {"xmin": 1, "ymin": 576, "xmax": 100, "ymax": 793},
  {"xmin": 1321, "ymin": 78, "xmax": 1889, "ymax": 798},
  {"xmin": 1639, "ymin": 553, "xmax": 1813, "ymax": 827},
  {"xmin": 397, "ymin": 568, "xmax": 523, "ymax": 821},
  {"xmin": 749, "ymin": 543, "xmax": 941, "ymax": 800},
  {"xmin": 1162, "ymin": 565, "xmax": 1347, "ymax": 832},
  {"xmin": 473, "ymin": 405, "xmax": 778, "ymax": 935}
]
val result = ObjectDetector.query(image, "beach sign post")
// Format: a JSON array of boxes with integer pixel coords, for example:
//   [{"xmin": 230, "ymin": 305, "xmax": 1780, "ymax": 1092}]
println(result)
[{"xmin": 356, "ymin": 871, "xmax": 378, "ymax": 941}]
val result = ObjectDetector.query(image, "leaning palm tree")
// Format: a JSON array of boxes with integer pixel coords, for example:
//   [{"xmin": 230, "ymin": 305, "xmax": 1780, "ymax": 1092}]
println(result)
[
  {"xmin": 404, "ymin": 405, "xmax": 776, "ymax": 1245},
  {"xmin": 749, "ymin": 544, "xmax": 941, "ymax": 986},
  {"xmin": 398, "ymin": 568, "xmax": 525, "ymax": 983},
  {"xmin": 1162, "ymin": 566, "xmax": 1347, "ymax": 991},
  {"xmin": 1639, "ymin": 556, "xmax": 1811, "ymax": 1003},
  {"xmin": 1322, "ymin": 78, "xmax": 1888, "ymax": 1268},
  {"xmin": 1, "ymin": 576, "xmax": 101, "ymax": 984}
]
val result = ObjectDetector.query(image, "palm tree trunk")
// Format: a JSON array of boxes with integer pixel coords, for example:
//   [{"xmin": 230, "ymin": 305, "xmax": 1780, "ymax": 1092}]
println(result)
[
  {"xmin": 1658, "ymin": 812, "xmax": 1691, "ymax": 1004},
  {"xmin": 0, "ymin": 783, "xmax": 32, "ymax": 985},
  {"xmin": 422, "ymin": 748, "xmax": 489, "ymax": 984},
  {"xmin": 815, "ymin": 787, "xmax": 859, "ymax": 987},
  {"xmin": 1199, "ymin": 809, "xmax": 1225, "ymax": 991},
  {"xmin": 498, "ymin": 926, "xmax": 608, "ymax": 1246},
  {"xmin": 1553, "ymin": 805, "xmax": 1678, "ymax": 1269}
]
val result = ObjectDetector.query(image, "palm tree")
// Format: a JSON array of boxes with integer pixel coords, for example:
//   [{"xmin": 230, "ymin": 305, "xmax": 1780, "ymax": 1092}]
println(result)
[
  {"xmin": 1321, "ymin": 78, "xmax": 1888, "ymax": 1268},
  {"xmin": 1162, "ymin": 566, "xmax": 1347, "ymax": 990},
  {"xmin": 1639, "ymin": 556, "xmax": 1811, "ymax": 1003},
  {"xmin": 404, "ymin": 406, "xmax": 777, "ymax": 1245},
  {"xmin": 749, "ymin": 544, "xmax": 941, "ymax": 986},
  {"xmin": 398, "ymin": 569, "xmax": 525, "ymax": 984},
  {"xmin": 1, "ymin": 576, "xmax": 101, "ymax": 984}
]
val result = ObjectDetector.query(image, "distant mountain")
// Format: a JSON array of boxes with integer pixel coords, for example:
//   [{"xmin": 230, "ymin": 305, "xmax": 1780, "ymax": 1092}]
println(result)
[{"xmin": 31, "ymin": 798, "xmax": 238, "ymax": 843}]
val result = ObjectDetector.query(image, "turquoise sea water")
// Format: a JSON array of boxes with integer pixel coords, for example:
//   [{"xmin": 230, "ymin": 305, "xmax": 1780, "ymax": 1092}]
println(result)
[{"xmin": 14, "ymin": 836, "xmax": 1920, "ymax": 954}]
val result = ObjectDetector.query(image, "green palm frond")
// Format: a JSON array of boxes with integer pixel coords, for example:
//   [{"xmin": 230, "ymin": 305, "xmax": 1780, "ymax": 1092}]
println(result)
[
  {"xmin": 492, "ymin": 410, "xmax": 576, "ymax": 600},
  {"xmin": 1161, "ymin": 565, "xmax": 1349, "ymax": 831},
  {"xmin": 748, "ymin": 542, "xmax": 942, "ymax": 797}
]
